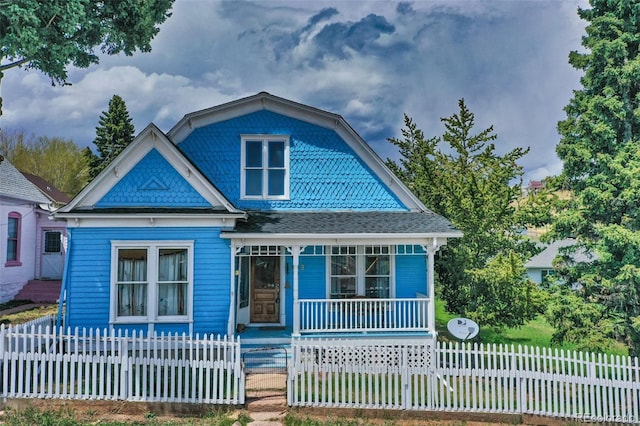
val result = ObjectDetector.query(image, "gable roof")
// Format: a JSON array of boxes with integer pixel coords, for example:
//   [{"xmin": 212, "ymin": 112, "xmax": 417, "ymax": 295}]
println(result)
[
  {"xmin": 0, "ymin": 157, "xmax": 50, "ymax": 204},
  {"xmin": 57, "ymin": 124, "xmax": 243, "ymax": 216},
  {"xmin": 21, "ymin": 172, "xmax": 71, "ymax": 205},
  {"xmin": 167, "ymin": 92, "xmax": 428, "ymax": 212},
  {"xmin": 525, "ymin": 238, "xmax": 595, "ymax": 269}
]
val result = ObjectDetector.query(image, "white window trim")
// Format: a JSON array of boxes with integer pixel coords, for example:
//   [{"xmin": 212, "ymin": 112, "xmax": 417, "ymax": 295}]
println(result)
[
  {"xmin": 110, "ymin": 240, "xmax": 194, "ymax": 324},
  {"xmin": 240, "ymin": 135, "xmax": 290, "ymax": 200},
  {"xmin": 325, "ymin": 245, "xmax": 395, "ymax": 299}
]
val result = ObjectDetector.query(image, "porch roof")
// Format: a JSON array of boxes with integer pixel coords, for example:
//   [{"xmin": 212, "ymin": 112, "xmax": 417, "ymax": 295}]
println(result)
[{"xmin": 224, "ymin": 211, "xmax": 461, "ymax": 237}]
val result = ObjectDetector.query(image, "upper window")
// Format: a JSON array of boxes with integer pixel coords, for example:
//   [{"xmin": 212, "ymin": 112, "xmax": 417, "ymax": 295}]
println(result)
[
  {"xmin": 6, "ymin": 212, "xmax": 21, "ymax": 266},
  {"xmin": 241, "ymin": 136, "xmax": 289, "ymax": 199},
  {"xmin": 111, "ymin": 241, "xmax": 193, "ymax": 323},
  {"xmin": 328, "ymin": 246, "xmax": 393, "ymax": 299}
]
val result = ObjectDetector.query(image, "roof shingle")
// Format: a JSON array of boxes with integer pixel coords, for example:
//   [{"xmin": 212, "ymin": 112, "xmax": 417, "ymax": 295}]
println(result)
[{"xmin": 230, "ymin": 211, "xmax": 460, "ymax": 235}]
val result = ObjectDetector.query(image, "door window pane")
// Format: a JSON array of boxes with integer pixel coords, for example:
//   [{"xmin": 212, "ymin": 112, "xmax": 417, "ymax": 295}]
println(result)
[
  {"xmin": 239, "ymin": 256, "xmax": 250, "ymax": 308},
  {"xmin": 44, "ymin": 231, "xmax": 62, "ymax": 253}
]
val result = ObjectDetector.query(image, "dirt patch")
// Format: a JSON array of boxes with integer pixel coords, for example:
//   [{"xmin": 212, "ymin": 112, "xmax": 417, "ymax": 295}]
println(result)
[
  {"xmin": 0, "ymin": 398, "xmax": 576, "ymax": 425},
  {"xmin": 0, "ymin": 398, "xmax": 241, "ymax": 424}
]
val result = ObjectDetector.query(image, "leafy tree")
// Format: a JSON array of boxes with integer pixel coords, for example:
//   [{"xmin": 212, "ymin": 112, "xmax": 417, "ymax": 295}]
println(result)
[
  {"xmin": 551, "ymin": 0, "xmax": 640, "ymax": 355},
  {"xmin": 89, "ymin": 94, "xmax": 135, "ymax": 178},
  {"xmin": 388, "ymin": 99, "xmax": 545, "ymax": 329},
  {"xmin": 0, "ymin": 0, "xmax": 173, "ymax": 115},
  {"xmin": 0, "ymin": 129, "xmax": 90, "ymax": 196}
]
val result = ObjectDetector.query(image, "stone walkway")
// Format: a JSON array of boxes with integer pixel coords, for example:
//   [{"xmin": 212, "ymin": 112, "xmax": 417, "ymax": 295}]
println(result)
[
  {"xmin": 243, "ymin": 373, "xmax": 287, "ymax": 425},
  {"xmin": 244, "ymin": 400, "xmax": 287, "ymax": 425}
]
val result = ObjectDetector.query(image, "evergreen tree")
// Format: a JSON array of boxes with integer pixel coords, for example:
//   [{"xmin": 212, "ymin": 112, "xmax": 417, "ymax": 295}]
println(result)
[
  {"xmin": 388, "ymin": 100, "xmax": 545, "ymax": 329},
  {"xmin": 551, "ymin": 0, "xmax": 640, "ymax": 354},
  {"xmin": 90, "ymin": 95, "xmax": 135, "ymax": 178}
]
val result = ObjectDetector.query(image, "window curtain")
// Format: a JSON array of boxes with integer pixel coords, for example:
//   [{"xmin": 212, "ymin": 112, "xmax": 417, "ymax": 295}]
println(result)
[
  {"xmin": 117, "ymin": 254, "xmax": 147, "ymax": 316},
  {"xmin": 158, "ymin": 249, "xmax": 187, "ymax": 316}
]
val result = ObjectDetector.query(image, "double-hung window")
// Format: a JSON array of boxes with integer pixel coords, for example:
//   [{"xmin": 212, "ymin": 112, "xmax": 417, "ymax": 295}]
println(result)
[
  {"xmin": 5, "ymin": 212, "xmax": 21, "ymax": 266},
  {"xmin": 329, "ymin": 246, "xmax": 393, "ymax": 299},
  {"xmin": 112, "ymin": 241, "xmax": 193, "ymax": 323},
  {"xmin": 241, "ymin": 136, "xmax": 289, "ymax": 199}
]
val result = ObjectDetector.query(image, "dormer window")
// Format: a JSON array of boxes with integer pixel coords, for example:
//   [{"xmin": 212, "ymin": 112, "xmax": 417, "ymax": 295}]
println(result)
[{"xmin": 241, "ymin": 136, "xmax": 289, "ymax": 200}]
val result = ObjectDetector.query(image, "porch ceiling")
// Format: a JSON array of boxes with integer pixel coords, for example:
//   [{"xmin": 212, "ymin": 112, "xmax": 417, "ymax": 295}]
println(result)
[{"xmin": 221, "ymin": 211, "xmax": 461, "ymax": 239}]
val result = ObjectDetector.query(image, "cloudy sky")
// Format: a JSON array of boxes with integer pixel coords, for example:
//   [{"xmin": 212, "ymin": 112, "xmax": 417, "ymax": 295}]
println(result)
[{"xmin": 0, "ymin": 0, "xmax": 588, "ymax": 182}]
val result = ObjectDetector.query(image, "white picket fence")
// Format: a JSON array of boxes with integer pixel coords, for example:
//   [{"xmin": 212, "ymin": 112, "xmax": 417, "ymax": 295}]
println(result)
[
  {"xmin": 3, "ymin": 319, "xmax": 640, "ymax": 422},
  {"xmin": 0, "ymin": 323, "xmax": 244, "ymax": 404},
  {"xmin": 289, "ymin": 339, "xmax": 640, "ymax": 423}
]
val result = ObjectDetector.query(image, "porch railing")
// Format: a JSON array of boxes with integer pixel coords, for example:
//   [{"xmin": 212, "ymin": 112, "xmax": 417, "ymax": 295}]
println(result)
[{"xmin": 295, "ymin": 298, "xmax": 431, "ymax": 335}]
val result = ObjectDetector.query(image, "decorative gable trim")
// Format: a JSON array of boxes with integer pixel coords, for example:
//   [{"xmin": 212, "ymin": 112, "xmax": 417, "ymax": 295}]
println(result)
[
  {"xmin": 167, "ymin": 92, "xmax": 427, "ymax": 212},
  {"xmin": 139, "ymin": 176, "xmax": 170, "ymax": 191},
  {"xmin": 57, "ymin": 124, "xmax": 242, "ymax": 215}
]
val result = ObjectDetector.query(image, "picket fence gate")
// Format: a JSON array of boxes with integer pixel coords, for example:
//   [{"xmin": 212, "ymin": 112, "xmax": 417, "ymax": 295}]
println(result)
[
  {"xmin": 288, "ymin": 338, "xmax": 640, "ymax": 423},
  {"xmin": 0, "ymin": 320, "xmax": 244, "ymax": 404}
]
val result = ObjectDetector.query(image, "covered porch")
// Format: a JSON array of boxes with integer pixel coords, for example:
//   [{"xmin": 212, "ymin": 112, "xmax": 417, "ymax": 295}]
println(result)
[{"xmin": 221, "ymin": 211, "xmax": 461, "ymax": 339}]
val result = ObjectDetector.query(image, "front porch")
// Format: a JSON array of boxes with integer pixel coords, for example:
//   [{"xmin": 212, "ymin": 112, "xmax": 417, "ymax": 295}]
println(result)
[
  {"xmin": 221, "ymin": 211, "xmax": 460, "ymax": 340},
  {"xmin": 226, "ymin": 242, "xmax": 443, "ymax": 339}
]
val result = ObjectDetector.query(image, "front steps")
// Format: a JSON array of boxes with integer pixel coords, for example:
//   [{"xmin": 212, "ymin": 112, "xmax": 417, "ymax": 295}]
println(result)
[{"xmin": 14, "ymin": 280, "xmax": 61, "ymax": 303}]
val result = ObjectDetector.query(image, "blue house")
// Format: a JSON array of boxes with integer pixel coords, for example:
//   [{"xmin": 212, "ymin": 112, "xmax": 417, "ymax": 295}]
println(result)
[{"xmin": 56, "ymin": 93, "xmax": 461, "ymax": 341}]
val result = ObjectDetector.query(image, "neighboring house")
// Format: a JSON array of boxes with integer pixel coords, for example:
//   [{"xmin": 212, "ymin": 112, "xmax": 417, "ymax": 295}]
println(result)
[
  {"xmin": 0, "ymin": 157, "xmax": 56, "ymax": 302},
  {"xmin": 525, "ymin": 238, "xmax": 594, "ymax": 285},
  {"xmin": 22, "ymin": 172, "xmax": 71, "ymax": 281},
  {"xmin": 55, "ymin": 93, "xmax": 461, "ymax": 340}
]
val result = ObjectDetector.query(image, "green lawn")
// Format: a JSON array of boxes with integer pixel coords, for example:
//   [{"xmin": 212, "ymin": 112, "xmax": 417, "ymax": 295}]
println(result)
[{"xmin": 435, "ymin": 298, "xmax": 628, "ymax": 356}]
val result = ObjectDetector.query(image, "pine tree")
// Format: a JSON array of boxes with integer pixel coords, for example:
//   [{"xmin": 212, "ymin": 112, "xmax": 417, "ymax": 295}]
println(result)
[
  {"xmin": 551, "ymin": 0, "xmax": 640, "ymax": 354},
  {"xmin": 90, "ymin": 95, "xmax": 135, "ymax": 178},
  {"xmin": 388, "ymin": 100, "xmax": 544, "ymax": 329}
]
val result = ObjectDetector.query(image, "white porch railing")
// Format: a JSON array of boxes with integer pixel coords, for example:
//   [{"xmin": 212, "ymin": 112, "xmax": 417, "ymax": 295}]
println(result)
[{"xmin": 295, "ymin": 298, "xmax": 430, "ymax": 335}]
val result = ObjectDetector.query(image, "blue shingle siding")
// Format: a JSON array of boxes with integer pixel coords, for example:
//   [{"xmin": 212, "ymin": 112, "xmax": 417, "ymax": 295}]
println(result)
[
  {"xmin": 179, "ymin": 110, "xmax": 406, "ymax": 210},
  {"xmin": 96, "ymin": 149, "xmax": 211, "ymax": 208},
  {"xmin": 65, "ymin": 227, "xmax": 230, "ymax": 335}
]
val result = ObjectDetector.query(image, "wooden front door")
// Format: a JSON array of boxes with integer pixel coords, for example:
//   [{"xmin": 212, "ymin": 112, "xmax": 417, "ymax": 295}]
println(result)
[{"xmin": 250, "ymin": 256, "xmax": 280, "ymax": 323}]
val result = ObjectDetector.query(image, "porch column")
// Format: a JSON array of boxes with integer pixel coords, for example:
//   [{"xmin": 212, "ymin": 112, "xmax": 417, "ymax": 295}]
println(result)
[
  {"xmin": 287, "ymin": 245, "xmax": 303, "ymax": 336},
  {"xmin": 426, "ymin": 238, "xmax": 442, "ymax": 335},
  {"xmin": 227, "ymin": 242, "xmax": 238, "ymax": 337}
]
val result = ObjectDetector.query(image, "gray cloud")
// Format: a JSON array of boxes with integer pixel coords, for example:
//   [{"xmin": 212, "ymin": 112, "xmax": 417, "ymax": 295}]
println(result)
[{"xmin": 0, "ymin": 0, "xmax": 587, "ymax": 182}]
